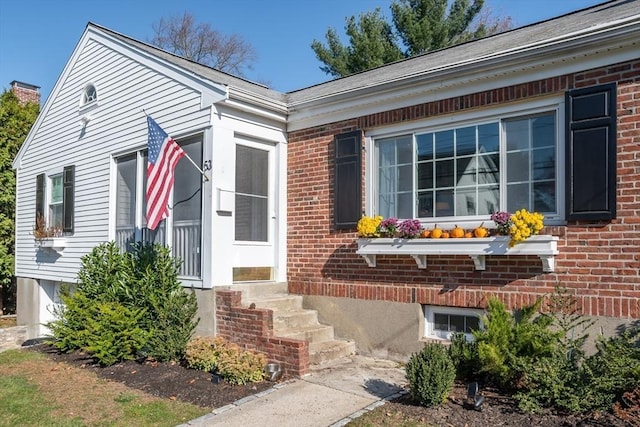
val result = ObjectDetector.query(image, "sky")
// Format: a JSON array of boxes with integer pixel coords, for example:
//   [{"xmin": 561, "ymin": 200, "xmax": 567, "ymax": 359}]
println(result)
[{"xmin": 0, "ymin": 0, "xmax": 605, "ymax": 104}]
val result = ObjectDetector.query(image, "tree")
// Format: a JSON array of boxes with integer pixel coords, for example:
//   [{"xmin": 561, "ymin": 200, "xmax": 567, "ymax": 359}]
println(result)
[
  {"xmin": 0, "ymin": 90, "xmax": 39, "ymax": 311},
  {"xmin": 312, "ymin": 0, "xmax": 511, "ymax": 77},
  {"xmin": 149, "ymin": 12, "xmax": 257, "ymax": 77}
]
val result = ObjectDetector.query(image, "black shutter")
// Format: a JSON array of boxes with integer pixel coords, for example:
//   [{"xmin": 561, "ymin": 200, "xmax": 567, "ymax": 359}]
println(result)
[
  {"xmin": 62, "ymin": 165, "xmax": 75, "ymax": 233},
  {"xmin": 35, "ymin": 173, "xmax": 45, "ymax": 228},
  {"xmin": 334, "ymin": 130, "xmax": 363, "ymax": 230},
  {"xmin": 565, "ymin": 83, "xmax": 617, "ymax": 221}
]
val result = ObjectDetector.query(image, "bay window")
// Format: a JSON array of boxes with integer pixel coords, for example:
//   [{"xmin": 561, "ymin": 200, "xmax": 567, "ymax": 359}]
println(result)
[
  {"xmin": 114, "ymin": 136, "xmax": 202, "ymax": 278},
  {"xmin": 374, "ymin": 108, "xmax": 559, "ymax": 222}
]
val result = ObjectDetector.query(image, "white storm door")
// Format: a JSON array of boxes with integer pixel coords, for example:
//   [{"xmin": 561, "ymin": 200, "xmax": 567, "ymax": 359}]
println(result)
[{"xmin": 232, "ymin": 138, "xmax": 276, "ymax": 280}]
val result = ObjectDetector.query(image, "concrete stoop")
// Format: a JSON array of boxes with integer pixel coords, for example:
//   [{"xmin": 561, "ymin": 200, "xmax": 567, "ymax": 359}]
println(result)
[{"xmin": 228, "ymin": 283, "xmax": 356, "ymax": 365}]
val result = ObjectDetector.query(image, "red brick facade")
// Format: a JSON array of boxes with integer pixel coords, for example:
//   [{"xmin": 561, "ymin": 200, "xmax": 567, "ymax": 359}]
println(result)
[
  {"xmin": 10, "ymin": 81, "xmax": 40, "ymax": 105},
  {"xmin": 287, "ymin": 60, "xmax": 640, "ymax": 319},
  {"xmin": 216, "ymin": 290, "xmax": 310, "ymax": 377}
]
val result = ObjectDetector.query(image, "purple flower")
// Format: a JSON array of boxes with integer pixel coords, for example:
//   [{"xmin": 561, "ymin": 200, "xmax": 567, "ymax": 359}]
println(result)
[
  {"xmin": 490, "ymin": 211, "xmax": 513, "ymax": 235},
  {"xmin": 377, "ymin": 217, "xmax": 399, "ymax": 237},
  {"xmin": 397, "ymin": 219, "xmax": 422, "ymax": 238}
]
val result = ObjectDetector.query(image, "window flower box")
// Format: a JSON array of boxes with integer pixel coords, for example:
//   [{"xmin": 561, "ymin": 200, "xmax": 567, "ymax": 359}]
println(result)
[
  {"xmin": 35, "ymin": 237, "xmax": 66, "ymax": 253},
  {"xmin": 356, "ymin": 235, "xmax": 559, "ymax": 272}
]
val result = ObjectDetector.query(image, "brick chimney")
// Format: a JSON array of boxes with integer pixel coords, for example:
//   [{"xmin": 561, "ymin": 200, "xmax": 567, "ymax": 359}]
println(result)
[{"xmin": 10, "ymin": 81, "xmax": 40, "ymax": 105}]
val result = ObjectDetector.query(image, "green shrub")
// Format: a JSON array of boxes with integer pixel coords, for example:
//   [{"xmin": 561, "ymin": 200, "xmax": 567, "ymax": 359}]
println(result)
[
  {"xmin": 46, "ymin": 241, "xmax": 199, "ymax": 365},
  {"xmin": 215, "ymin": 341, "xmax": 267, "ymax": 385},
  {"xmin": 405, "ymin": 342, "xmax": 456, "ymax": 407},
  {"xmin": 83, "ymin": 301, "xmax": 149, "ymax": 366},
  {"xmin": 448, "ymin": 332, "xmax": 479, "ymax": 380},
  {"xmin": 185, "ymin": 336, "xmax": 228, "ymax": 372},
  {"xmin": 472, "ymin": 297, "xmax": 560, "ymax": 389}
]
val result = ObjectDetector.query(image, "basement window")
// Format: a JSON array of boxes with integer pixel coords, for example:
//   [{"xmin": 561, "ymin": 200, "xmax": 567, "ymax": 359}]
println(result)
[{"xmin": 424, "ymin": 305, "xmax": 483, "ymax": 341}]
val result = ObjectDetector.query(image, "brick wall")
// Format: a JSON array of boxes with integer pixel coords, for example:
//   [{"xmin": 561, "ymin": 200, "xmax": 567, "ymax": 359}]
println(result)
[
  {"xmin": 287, "ymin": 60, "xmax": 640, "ymax": 319},
  {"xmin": 215, "ymin": 290, "xmax": 309, "ymax": 377}
]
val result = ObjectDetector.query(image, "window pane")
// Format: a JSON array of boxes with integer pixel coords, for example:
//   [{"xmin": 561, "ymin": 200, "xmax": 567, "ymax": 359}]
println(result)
[
  {"xmin": 534, "ymin": 181, "xmax": 556, "ymax": 212},
  {"xmin": 49, "ymin": 204, "xmax": 63, "ymax": 229},
  {"xmin": 532, "ymin": 114, "xmax": 555, "ymax": 148},
  {"xmin": 465, "ymin": 316, "xmax": 480, "ymax": 332},
  {"xmin": 398, "ymin": 165, "xmax": 412, "ymax": 191},
  {"xmin": 507, "ymin": 183, "xmax": 529, "ymax": 212},
  {"xmin": 456, "ymin": 156, "xmax": 476, "ymax": 186},
  {"xmin": 435, "ymin": 130, "xmax": 454, "ymax": 159},
  {"xmin": 416, "ymin": 133, "xmax": 433, "ymax": 161},
  {"xmin": 478, "ymin": 123, "xmax": 499, "ymax": 153},
  {"xmin": 396, "ymin": 136, "xmax": 413, "ymax": 164},
  {"xmin": 435, "ymin": 190, "xmax": 454, "ymax": 217},
  {"xmin": 435, "ymin": 159, "xmax": 454, "ymax": 188},
  {"xmin": 397, "ymin": 192, "xmax": 413, "ymax": 219},
  {"xmin": 478, "ymin": 185, "xmax": 499, "ymax": 215},
  {"xmin": 456, "ymin": 126, "xmax": 476, "ymax": 156},
  {"xmin": 378, "ymin": 140, "xmax": 395, "ymax": 168},
  {"xmin": 533, "ymin": 148, "xmax": 555, "ymax": 180},
  {"xmin": 417, "ymin": 192, "xmax": 434, "ymax": 218},
  {"xmin": 50, "ymin": 175, "xmax": 63, "ymax": 203},
  {"xmin": 456, "ymin": 188, "xmax": 476, "ymax": 216},
  {"xmin": 417, "ymin": 161, "xmax": 433, "ymax": 190},
  {"xmin": 505, "ymin": 119, "xmax": 529, "ymax": 151},
  {"xmin": 507, "ymin": 151, "xmax": 529, "ymax": 183},
  {"xmin": 116, "ymin": 155, "xmax": 136, "ymax": 251},
  {"xmin": 434, "ymin": 313, "xmax": 449, "ymax": 331},
  {"xmin": 450, "ymin": 315, "xmax": 464, "ymax": 332},
  {"xmin": 173, "ymin": 137, "xmax": 202, "ymax": 277},
  {"xmin": 477, "ymin": 154, "xmax": 499, "ymax": 185}
]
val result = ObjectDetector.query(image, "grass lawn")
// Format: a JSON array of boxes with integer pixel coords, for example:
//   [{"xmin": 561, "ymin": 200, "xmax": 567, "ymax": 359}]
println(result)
[{"xmin": 0, "ymin": 349, "xmax": 209, "ymax": 427}]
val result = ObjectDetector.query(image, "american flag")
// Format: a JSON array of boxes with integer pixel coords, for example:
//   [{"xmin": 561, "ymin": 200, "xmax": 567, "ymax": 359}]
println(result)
[{"xmin": 146, "ymin": 116, "xmax": 185, "ymax": 230}]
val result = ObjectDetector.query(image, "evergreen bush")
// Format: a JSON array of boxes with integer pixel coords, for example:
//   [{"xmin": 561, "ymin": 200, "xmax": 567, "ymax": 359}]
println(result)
[
  {"xmin": 185, "ymin": 336, "xmax": 228, "ymax": 372},
  {"xmin": 405, "ymin": 342, "xmax": 456, "ymax": 407}
]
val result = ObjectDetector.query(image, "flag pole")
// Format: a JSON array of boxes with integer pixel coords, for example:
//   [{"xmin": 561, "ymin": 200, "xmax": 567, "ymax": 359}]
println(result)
[{"xmin": 143, "ymin": 109, "xmax": 209, "ymax": 182}]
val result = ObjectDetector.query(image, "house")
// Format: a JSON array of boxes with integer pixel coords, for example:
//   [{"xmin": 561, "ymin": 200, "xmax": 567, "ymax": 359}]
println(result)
[{"xmin": 13, "ymin": 0, "xmax": 639, "ymax": 376}]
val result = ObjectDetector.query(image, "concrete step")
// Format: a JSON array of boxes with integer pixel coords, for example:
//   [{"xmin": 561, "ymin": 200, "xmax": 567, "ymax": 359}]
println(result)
[
  {"xmin": 276, "ymin": 324, "xmax": 335, "ymax": 343},
  {"xmin": 249, "ymin": 294, "xmax": 303, "ymax": 312},
  {"xmin": 227, "ymin": 282, "xmax": 288, "ymax": 301},
  {"xmin": 309, "ymin": 340, "xmax": 357, "ymax": 365},
  {"xmin": 273, "ymin": 309, "xmax": 319, "ymax": 330}
]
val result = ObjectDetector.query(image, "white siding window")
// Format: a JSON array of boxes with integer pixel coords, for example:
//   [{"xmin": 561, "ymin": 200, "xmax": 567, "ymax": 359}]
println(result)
[
  {"xmin": 81, "ymin": 84, "xmax": 97, "ymax": 106},
  {"xmin": 370, "ymin": 101, "xmax": 562, "ymax": 225},
  {"xmin": 114, "ymin": 136, "xmax": 203, "ymax": 278},
  {"xmin": 48, "ymin": 173, "xmax": 63, "ymax": 231},
  {"xmin": 424, "ymin": 306, "xmax": 483, "ymax": 341}
]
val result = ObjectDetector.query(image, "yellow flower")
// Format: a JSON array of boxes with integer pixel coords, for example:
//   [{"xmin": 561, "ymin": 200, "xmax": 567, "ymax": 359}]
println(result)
[
  {"xmin": 508, "ymin": 209, "xmax": 544, "ymax": 247},
  {"xmin": 357, "ymin": 215, "xmax": 383, "ymax": 237}
]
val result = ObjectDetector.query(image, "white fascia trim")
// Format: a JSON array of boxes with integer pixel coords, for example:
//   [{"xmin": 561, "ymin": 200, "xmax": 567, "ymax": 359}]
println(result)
[
  {"xmin": 287, "ymin": 18, "xmax": 639, "ymax": 132},
  {"xmin": 222, "ymin": 87, "xmax": 288, "ymax": 123}
]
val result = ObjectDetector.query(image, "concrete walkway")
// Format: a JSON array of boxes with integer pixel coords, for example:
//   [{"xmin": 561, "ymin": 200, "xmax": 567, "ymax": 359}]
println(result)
[{"xmin": 179, "ymin": 355, "xmax": 408, "ymax": 427}]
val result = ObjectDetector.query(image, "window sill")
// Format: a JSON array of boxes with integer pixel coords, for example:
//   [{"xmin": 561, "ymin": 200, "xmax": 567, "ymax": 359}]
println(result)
[
  {"xmin": 356, "ymin": 235, "xmax": 559, "ymax": 272},
  {"xmin": 35, "ymin": 237, "xmax": 66, "ymax": 253}
]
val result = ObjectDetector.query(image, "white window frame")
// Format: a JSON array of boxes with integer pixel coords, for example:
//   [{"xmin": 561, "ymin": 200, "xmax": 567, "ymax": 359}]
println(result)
[
  {"xmin": 364, "ymin": 95, "xmax": 566, "ymax": 229},
  {"xmin": 79, "ymin": 83, "xmax": 98, "ymax": 108},
  {"xmin": 424, "ymin": 305, "xmax": 484, "ymax": 341},
  {"xmin": 42, "ymin": 167, "xmax": 64, "ymax": 236}
]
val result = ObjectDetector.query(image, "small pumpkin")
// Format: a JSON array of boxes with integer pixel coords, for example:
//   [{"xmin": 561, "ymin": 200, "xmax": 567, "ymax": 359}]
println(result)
[
  {"xmin": 430, "ymin": 225, "xmax": 443, "ymax": 239},
  {"xmin": 441, "ymin": 231, "xmax": 450, "ymax": 238},
  {"xmin": 420, "ymin": 229, "xmax": 430, "ymax": 238},
  {"xmin": 473, "ymin": 222, "xmax": 489, "ymax": 238},
  {"xmin": 464, "ymin": 231, "xmax": 473, "ymax": 238},
  {"xmin": 451, "ymin": 225, "xmax": 465, "ymax": 238}
]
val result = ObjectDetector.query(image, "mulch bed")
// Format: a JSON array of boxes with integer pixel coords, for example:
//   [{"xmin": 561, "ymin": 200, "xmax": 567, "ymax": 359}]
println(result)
[{"xmin": 27, "ymin": 343, "xmax": 274, "ymax": 409}]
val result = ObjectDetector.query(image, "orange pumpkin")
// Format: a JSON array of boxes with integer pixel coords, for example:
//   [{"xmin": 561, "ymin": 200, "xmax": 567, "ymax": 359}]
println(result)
[
  {"xmin": 474, "ymin": 222, "xmax": 489, "ymax": 238},
  {"xmin": 441, "ymin": 231, "xmax": 450, "ymax": 238},
  {"xmin": 420, "ymin": 229, "xmax": 430, "ymax": 238},
  {"xmin": 464, "ymin": 231, "xmax": 473, "ymax": 238},
  {"xmin": 430, "ymin": 226, "xmax": 443, "ymax": 239},
  {"xmin": 451, "ymin": 225, "xmax": 465, "ymax": 238}
]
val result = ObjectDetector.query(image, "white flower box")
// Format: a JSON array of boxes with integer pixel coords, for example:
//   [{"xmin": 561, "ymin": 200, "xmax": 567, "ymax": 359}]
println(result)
[
  {"xmin": 35, "ymin": 237, "xmax": 66, "ymax": 253},
  {"xmin": 356, "ymin": 235, "xmax": 558, "ymax": 272}
]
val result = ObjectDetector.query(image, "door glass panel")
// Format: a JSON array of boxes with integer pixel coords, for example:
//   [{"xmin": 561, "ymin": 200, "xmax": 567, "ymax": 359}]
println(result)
[
  {"xmin": 236, "ymin": 145, "xmax": 269, "ymax": 242},
  {"xmin": 173, "ymin": 137, "xmax": 202, "ymax": 277}
]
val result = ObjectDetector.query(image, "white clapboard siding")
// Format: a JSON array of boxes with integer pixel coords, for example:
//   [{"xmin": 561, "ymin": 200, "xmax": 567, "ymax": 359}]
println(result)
[{"xmin": 15, "ymin": 33, "xmax": 211, "ymax": 283}]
